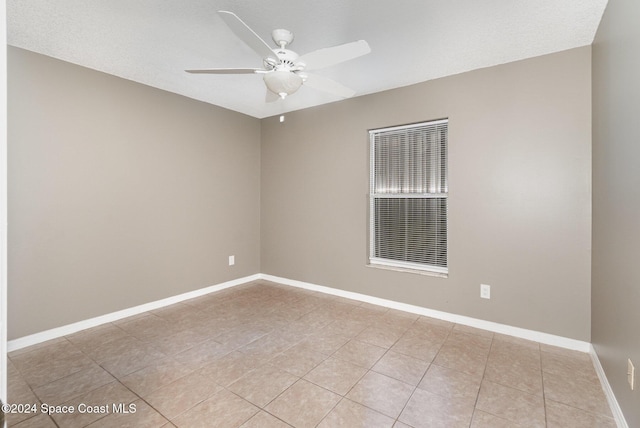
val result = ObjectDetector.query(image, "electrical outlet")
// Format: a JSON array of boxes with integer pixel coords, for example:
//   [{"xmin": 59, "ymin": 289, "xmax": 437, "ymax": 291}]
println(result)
[
  {"xmin": 228, "ymin": 255, "xmax": 235, "ymax": 266},
  {"xmin": 629, "ymin": 359, "xmax": 635, "ymax": 390},
  {"xmin": 480, "ymin": 284, "xmax": 491, "ymax": 299}
]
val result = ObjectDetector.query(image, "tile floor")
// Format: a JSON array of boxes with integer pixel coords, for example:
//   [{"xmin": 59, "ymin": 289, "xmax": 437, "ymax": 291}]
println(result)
[{"xmin": 6, "ymin": 281, "xmax": 616, "ymax": 427}]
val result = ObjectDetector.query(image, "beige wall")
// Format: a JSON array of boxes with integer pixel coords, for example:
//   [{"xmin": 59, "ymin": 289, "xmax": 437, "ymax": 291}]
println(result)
[
  {"xmin": 592, "ymin": 0, "xmax": 640, "ymax": 425},
  {"xmin": 8, "ymin": 44, "xmax": 593, "ymax": 344},
  {"xmin": 262, "ymin": 47, "xmax": 592, "ymax": 341},
  {"xmin": 8, "ymin": 47, "xmax": 261, "ymax": 339}
]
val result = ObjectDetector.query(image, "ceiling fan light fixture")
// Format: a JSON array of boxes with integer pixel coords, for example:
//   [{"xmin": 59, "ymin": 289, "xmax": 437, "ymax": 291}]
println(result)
[
  {"xmin": 263, "ymin": 70, "xmax": 303, "ymax": 97},
  {"xmin": 188, "ymin": 12, "xmax": 371, "ymax": 102}
]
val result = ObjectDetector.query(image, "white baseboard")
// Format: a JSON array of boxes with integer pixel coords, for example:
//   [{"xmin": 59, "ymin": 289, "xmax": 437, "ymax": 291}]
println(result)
[
  {"xmin": 8, "ymin": 272, "xmax": 626, "ymax": 425},
  {"xmin": 589, "ymin": 345, "xmax": 629, "ymax": 428},
  {"xmin": 259, "ymin": 274, "xmax": 591, "ymax": 352},
  {"xmin": 7, "ymin": 274, "xmax": 261, "ymax": 352},
  {"xmin": 264, "ymin": 274, "xmax": 627, "ymax": 424},
  {"xmin": 9, "ymin": 272, "xmax": 592, "ymax": 354},
  {"xmin": 8, "ymin": 272, "xmax": 592, "ymax": 354}
]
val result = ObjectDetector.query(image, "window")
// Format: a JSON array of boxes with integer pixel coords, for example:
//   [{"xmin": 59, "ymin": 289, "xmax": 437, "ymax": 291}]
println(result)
[{"xmin": 369, "ymin": 119, "xmax": 448, "ymax": 275}]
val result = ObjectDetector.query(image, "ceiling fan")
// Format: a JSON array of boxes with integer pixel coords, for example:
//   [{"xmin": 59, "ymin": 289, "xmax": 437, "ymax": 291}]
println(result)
[{"xmin": 186, "ymin": 11, "xmax": 371, "ymax": 102}]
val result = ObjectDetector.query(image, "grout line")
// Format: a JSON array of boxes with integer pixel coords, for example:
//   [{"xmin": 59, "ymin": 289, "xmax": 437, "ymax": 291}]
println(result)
[
  {"xmin": 8, "ymin": 281, "xmax": 618, "ymax": 428},
  {"xmin": 261, "ymin": 274, "xmax": 592, "ymax": 353}
]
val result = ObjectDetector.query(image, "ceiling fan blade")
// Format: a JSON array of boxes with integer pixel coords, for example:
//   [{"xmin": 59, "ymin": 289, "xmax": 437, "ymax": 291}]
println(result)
[
  {"xmin": 297, "ymin": 40, "xmax": 371, "ymax": 71},
  {"xmin": 186, "ymin": 68, "xmax": 262, "ymax": 74},
  {"xmin": 303, "ymin": 73, "xmax": 356, "ymax": 98},
  {"xmin": 218, "ymin": 11, "xmax": 276, "ymax": 61}
]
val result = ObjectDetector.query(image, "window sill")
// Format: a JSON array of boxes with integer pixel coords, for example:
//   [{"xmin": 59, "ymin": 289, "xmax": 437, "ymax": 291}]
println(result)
[{"xmin": 366, "ymin": 263, "xmax": 448, "ymax": 278}]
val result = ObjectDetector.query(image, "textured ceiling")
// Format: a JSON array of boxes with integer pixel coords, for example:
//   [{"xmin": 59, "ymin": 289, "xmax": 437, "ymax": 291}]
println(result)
[{"xmin": 8, "ymin": 0, "xmax": 607, "ymax": 118}]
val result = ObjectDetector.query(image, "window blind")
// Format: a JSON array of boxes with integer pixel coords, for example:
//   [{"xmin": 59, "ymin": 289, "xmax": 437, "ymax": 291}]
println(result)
[{"xmin": 369, "ymin": 119, "xmax": 448, "ymax": 274}]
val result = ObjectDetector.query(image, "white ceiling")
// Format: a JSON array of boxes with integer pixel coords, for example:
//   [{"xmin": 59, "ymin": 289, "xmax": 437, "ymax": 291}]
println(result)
[{"xmin": 8, "ymin": 0, "xmax": 607, "ymax": 119}]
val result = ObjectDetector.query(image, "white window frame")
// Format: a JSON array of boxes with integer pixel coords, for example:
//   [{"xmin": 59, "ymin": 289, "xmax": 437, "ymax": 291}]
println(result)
[{"xmin": 369, "ymin": 119, "xmax": 448, "ymax": 275}]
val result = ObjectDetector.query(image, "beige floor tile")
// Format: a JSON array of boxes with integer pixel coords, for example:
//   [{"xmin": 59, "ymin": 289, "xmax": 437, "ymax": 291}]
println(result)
[
  {"xmin": 541, "ymin": 350, "xmax": 599, "ymax": 382},
  {"xmin": 493, "ymin": 333, "xmax": 541, "ymax": 350},
  {"xmin": 346, "ymin": 305, "xmax": 388, "ymax": 324},
  {"xmin": 484, "ymin": 361, "xmax": 543, "ymax": 396},
  {"xmin": 228, "ymin": 364, "xmax": 299, "ymax": 407},
  {"xmin": 346, "ymin": 371, "xmax": 414, "ymax": 419},
  {"xmin": 323, "ymin": 300, "xmax": 363, "ymax": 317},
  {"xmin": 143, "ymin": 369, "xmax": 222, "ymax": 420},
  {"xmin": 117, "ymin": 313, "xmax": 180, "ymax": 342},
  {"xmin": 240, "ymin": 410, "xmax": 291, "ymax": 428},
  {"xmin": 7, "ymin": 283, "xmax": 616, "ymax": 428},
  {"xmin": 120, "ymin": 357, "xmax": 193, "ymax": 397},
  {"xmin": 431, "ymin": 340, "xmax": 489, "ymax": 376},
  {"xmin": 371, "ymin": 350, "xmax": 429, "ymax": 386},
  {"xmin": 149, "ymin": 328, "xmax": 211, "ymax": 356},
  {"xmin": 213, "ymin": 323, "xmax": 271, "ymax": 349},
  {"xmin": 470, "ymin": 409, "xmax": 519, "ymax": 428},
  {"xmin": 32, "ymin": 364, "xmax": 115, "ymax": 405},
  {"xmin": 278, "ymin": 301, "xmax": 318, "ymax": 321},
  {"xmin": 268, "ymin": 342, "xmax": 327, "ymax": 377},
  {"xmin": 6, "ymin": 363, "xmax": 40, "ymax": 426},
  {"xmin": 239, "ymin": 411, "xmax": 291, "ymax": 428},
  {"xmin": 199, "ymin": 350, "xmax": 266, "ymax": 387},
  {"xmin": 296, "ymin": 308, "xmax": 336, "ymax": 331},
  {"xmin": 489, "ymin": 339, "xmax": 541, "ymax": 371},
  {"xmin": 65, "ymin": 323, "xmax": 129, "ymax": 354},
  {"xmin": 445, "ymin": 330, "xmax": 493, "ymax": 353},
  {"xmin": 82, "ymin": 334, "xmax": 147, "ymax": 362},
  {"xmin": 485, "ymin": 341, "xmax": 542, "ymax": 395},
  {"xmin": 298, "ymin": 330, "xmax": 351, "ymax": 355},
  {"xmin": 265, "ymin": 379, "xmax": 341, "ymax": 428},
  {"xmin": 378, "ymin": 309, "xmax": 419, "ymax": 328},
  {"xmin": 413, "ymin": 316, "xmax": 455, "ymax": 332},
  {"xmin": 332, "ymin": 340, "xmax": 387, "ymax": 369},
  {"xmin": 317, "ymin": 398, "xmax": 394, "ymax": 428},
  {"xmin": 7, "ymin": 374, "xmax": 37, "ymax": 404},
  {"xmin": 11, "ymin": 413, "xmax": 57, "ymax": 428},
  {"xmin": 11, "ymin": 340, "xmax": 95, "ymax": 388},
  {"xmin": 545, "ymin": 399, "xmax": 617, "ymax": 428},
  {"xmin": 399, "ymin": 387, "xmax": 475, "ymax": 428},
  {"xmin": 453, "ymin": 324, "xmax": 495, "ymax": 338},
  {"xmin": 304, "ymin": 357, "xmax": 367, "ymax": 395},
  {"xmin": 8, "ymin": 337, "xmax": 68, "ymax": 358},
  {"xmin": 390, "ymin": 332, "xmax": 444, "ymax": 362},
  {"xmin": 150, "ymin": 302, "xmax": 209, "ymax": 325},
  {"xmin": 417, "ymin": 364, "xmax": 482, "ymax": 402},
  {"xmin": 476, "ymin": 380, "xmax": 545, "ymax": 427},
  {"xmin": 5, "ymin": 404, "xmax": 41, "ymax": 427},
  {"xmin": 51, "ymin": 381, "xmax": 139, "ymax": 428},
  {"xmin": 356, "ymin": 325, "xmax": 405, "ymax": 349},
  {"xmin": 275, "ymin": 319, "xmax": 317, "ymax": 338},
  {"xmin": 540, "ymin": 343, "xmax": 590, "ymax": 358},
  {"xmin": 171, "ymin": 389, "xmax": 258, "ymax": 428},
  {"xmin": 86, "ymin": 399, "xmax": 168, "ymax": 428},
  {"xmin": 322, "ymin": 318, "xmax": 369, "ymax": 338},
  {"xmin": 172, "ymin": 338, "xmax": 233, "ymax": 370},
  {"xmin": 402, "ymin": 323, "xmax": 451, "ymax": 342},
  {"xmin": 99, "ymin": 342, "xmax": 167, "ymax": 379},
  {"xmin": 238, "ymin": 330, "xmax": 301, "ymax": 360},
  {"xmin": 542, "ymin": 370, "xmax": 612, "ymax": 416}
]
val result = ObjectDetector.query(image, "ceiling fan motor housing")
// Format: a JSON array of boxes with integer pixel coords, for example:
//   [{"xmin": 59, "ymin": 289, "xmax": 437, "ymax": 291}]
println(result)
[{"xmin": 273, "ymin": 48, "xmax": 299, "ymax": 69}]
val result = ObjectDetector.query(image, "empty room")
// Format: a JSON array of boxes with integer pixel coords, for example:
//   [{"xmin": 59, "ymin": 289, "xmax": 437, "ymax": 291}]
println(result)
[{"xmin": 1, "ymin": 0, "xmax": 639, "ymax": 427}]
